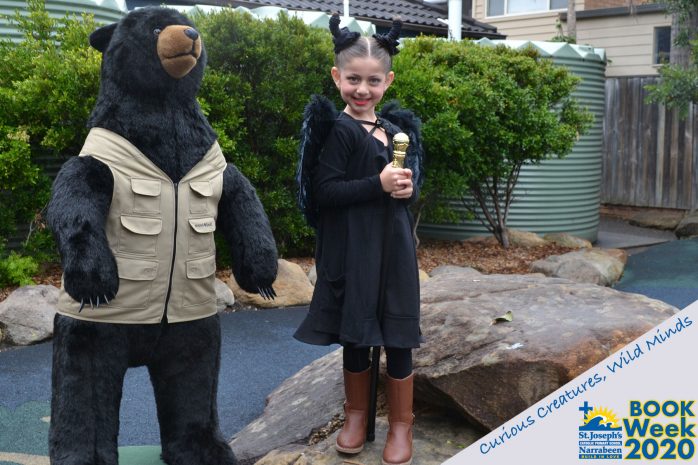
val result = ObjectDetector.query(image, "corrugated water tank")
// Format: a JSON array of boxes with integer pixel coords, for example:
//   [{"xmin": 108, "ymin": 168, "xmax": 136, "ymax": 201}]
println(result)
[{"xmin": 418, "ymin": 40, "xmax": 607, "ymax": 242}]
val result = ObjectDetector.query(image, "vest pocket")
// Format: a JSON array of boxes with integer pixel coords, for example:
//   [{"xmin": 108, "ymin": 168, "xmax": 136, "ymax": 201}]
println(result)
[
  {"xmin": 188, "ymin": 217, "xmax": 216, "ymax": 255},
  {"xmin": 112, "ymin": 256, "xmax": 158, "ymax": 309},
  {"xmin": 119, "ymin": 215, "xmax": 162, "ymax": 256},
  {"xmin": 190, "ymin": 181, "xmax": 213, "ymax": 214},
  {"xmin": 184, "ymin": 255, "xmax": 216, "ymax": 307},
  {"xmin": 131, "ymin": 178, "xmax": 161, "ymax": 214}
]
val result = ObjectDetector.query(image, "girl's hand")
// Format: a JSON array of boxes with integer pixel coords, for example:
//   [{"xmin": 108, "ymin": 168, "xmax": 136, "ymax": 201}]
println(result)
[
  {"xmin": 392, "ymin": 170, "xmax": 413, "ymax": 199},
  {"xmin": 380, "ymin": 166, "xmax": 411, "ymax": 194}
]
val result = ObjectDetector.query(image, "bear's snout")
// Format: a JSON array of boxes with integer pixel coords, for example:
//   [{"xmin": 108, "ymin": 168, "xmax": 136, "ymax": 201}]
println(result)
[{"xmin": 156, "ymin": 25, "xmax": 202, "ymax": 79}]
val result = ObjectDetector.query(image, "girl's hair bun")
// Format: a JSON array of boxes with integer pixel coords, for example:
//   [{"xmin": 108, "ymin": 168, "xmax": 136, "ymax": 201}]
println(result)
[
  {"xmin": 373, "ymin": 17, "xmax": 402, "ymax": 56},
  {"xmin": 329, "ymin": 13, "xmax": 361, "ymax": 54}
]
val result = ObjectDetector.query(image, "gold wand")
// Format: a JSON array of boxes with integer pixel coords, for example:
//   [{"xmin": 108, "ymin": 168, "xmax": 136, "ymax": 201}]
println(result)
[{"xmin": 392, "ymin": 132, "xmax": 409, "ymax": 168}]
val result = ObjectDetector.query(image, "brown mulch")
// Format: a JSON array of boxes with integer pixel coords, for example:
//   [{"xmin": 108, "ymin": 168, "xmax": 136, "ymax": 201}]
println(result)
[
  {"xmin": 1, "ymin": 238, "xmax": 573, "ymax": 303},
  {"xmin": 415, "ymin": 238, "xmax": 572, "ymax": 274}
]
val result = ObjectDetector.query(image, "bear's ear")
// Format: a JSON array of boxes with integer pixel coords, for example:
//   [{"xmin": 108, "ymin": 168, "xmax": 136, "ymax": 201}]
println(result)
[{"xmin": 89, "ymin": 23, "xmax": 118, "ymax": 53}]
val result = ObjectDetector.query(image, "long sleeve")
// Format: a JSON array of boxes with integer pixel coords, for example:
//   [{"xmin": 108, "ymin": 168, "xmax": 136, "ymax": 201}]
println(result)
[{"xmin": 314, "ymin": 123, "xmax": 384, "ymax": 208}]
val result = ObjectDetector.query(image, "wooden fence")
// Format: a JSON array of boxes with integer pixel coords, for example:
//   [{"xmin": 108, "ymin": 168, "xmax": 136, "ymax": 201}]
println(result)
[{"xmin": 603, "ymin": 76, "xmax": 698, "ymax": 210}]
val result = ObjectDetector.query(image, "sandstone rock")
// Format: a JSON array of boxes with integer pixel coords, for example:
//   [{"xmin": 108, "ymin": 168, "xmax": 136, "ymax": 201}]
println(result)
[
  {"xmin": 416, "ymin": 269, "xmax": 677, "ymax": 430},
  {"xmin": 225, "ymin": 259, "xmax": 314, "ymax": 308},
  {"xmin": 675, "ymin": 212, "xmax": 698, "ymax": 238},
  {"xmin": 430, "ymin": 265, "xmax": 482, "ymax": 278},
  {"xmin": 543, "ymin": 232, "xmax": 592, "ymax": 249},
  {"xmin": 419, "ymin": 269, "xmax": 430, "ymax": 282},
  {"xmin": 230, "ymin": 350, "xmax": 345, "ymax": 461},
  {"xmin": 254, "ymin": 414, "xmax": 480, "ymax": 465},
  {"xmin": 308, "ymin": 265, "xmax": 317, "ymax": 286},
  {"xmin": 0, "ymin": 285, "xmax": 58, "ymax": 345},
  {"xmin": 232, "ymin": 269, "xmax": 676, "ymax": 459},
  {"xmin": 602, "ymin": 248, "xmax": 628, "ymax": 266},
  {"xmin": 530, "ymin": 248, "xmax": 625, "ymax": 286},
  {"xmin": 215, "ymin": 278, "xmax": 235, "ymax": 312},
  {"xmin": 630, "ymin": 210, "xmax": 684, "ymax": 231},
  {"xmin": 508, "ymin": 229, "xmax": 547, "ymax": 247}
]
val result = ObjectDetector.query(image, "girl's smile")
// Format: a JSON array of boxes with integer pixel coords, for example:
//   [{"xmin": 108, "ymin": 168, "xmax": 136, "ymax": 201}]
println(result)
[{"xmin": 331, "ymin": 56, "xmax": 395, "ymax": 120}]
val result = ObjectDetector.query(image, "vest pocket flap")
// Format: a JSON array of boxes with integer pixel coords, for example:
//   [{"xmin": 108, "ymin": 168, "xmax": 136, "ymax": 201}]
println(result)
[
  {"xmin": 189, "ymin": 217, "xmax": 216, "ymax": 233},
  {"xmin": 121, "ymin": 216, "xmax": 163, "ymax": 235},
  {"xmin": 186, "ymin": 255, "xmax": 216, "ymax": 279},
  {"xmin": 190, "ymin": 181, "xmax": 213, "ymax": 197},
  {"xmin": 131, "ymin": 179, "xmax": 161, "ymax": 196},
  {"xmin": 116, "ymin": 257, "xmax": 158, "ymax": 281}
]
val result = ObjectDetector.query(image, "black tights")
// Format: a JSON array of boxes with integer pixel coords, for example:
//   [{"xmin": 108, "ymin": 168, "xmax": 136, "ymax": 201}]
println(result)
[{"xmin": 343, "ymin": 346, "xmax": 412, "ymax": 379}]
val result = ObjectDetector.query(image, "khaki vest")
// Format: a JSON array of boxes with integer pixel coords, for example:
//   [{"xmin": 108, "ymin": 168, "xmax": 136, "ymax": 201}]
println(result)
[{"xmin": 57, "ymin": 128, "xmax": 227, "ymax": 324}]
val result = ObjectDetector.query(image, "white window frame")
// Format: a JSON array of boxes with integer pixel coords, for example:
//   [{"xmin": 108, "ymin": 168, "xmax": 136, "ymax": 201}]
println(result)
[{"xmin": 486, "ymin": 0, "xmax": 566, "ymax": 18}]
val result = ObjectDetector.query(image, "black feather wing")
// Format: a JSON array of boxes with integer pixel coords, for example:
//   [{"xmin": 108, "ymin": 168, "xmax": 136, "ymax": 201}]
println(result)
[
  {"xmin": 379, "ymin": 100, "xmax": 425, "ymax": 195},
  {"xmin": 296, "ymin": 95, "xmax": 339, "ymax": 228}
]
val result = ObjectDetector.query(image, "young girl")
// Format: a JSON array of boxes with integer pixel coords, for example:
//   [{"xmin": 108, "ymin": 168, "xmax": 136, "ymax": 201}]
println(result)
[{"xmin": 294, "ymin": 14, "xmax": 422, "ymax": 465}]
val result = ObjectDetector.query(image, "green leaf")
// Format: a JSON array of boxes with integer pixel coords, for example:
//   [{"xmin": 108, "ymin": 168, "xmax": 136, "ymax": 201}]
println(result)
[{"xmin": 491, "ymin": 310, "xmax": 513, "ymax": 325}]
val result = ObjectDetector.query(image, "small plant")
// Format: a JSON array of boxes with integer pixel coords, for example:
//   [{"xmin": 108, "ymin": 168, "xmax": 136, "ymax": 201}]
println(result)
[{"xmin": 0, "ymin": 251, "xmax": 39, "ymax": 287}]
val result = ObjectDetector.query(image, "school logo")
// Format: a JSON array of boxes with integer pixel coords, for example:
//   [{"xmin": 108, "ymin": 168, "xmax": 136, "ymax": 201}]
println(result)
[
  {"xmin": 578, "ymin": 401, "xmax": 623, "ymax": 459},
  {"xmin": 622, "ymin": 400, "xmax": 696, "ymax": 460}
]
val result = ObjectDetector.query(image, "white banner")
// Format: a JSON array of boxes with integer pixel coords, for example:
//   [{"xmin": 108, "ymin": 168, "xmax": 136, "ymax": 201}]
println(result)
[{"xmin": 445, "ymin": 300, "xmax": 698, "ymax": 464}]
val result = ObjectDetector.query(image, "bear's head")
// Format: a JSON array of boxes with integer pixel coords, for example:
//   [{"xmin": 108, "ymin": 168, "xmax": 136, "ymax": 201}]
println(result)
[{"xmin": 90, "ymin": 7, "xmax": 206, "ymax": 101}]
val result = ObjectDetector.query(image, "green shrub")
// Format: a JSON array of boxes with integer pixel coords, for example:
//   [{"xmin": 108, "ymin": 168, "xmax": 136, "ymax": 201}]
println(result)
[
  {"xmin": 0, "ymin": 250, "xmax": 39, "ymax": 287},
  {"xmin": 0, "ymin": 0, "xmax": 101, "ymax": 257},
  {"xmin": 388, "ymin": 38, "xmax": 592, "ymax": 247},
  {"xmin": 195, "ymin": 9, "xmax": 334, "ymax": 255}
]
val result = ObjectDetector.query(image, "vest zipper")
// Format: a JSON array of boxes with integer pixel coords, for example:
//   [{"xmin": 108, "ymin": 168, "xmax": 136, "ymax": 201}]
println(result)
[{"xmin": 162, "ymin": 181, "xmax": 179, "ymax": 324}]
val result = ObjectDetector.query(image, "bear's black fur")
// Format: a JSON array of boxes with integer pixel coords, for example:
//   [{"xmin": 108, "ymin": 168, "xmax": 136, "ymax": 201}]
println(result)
[{"xmin": 47, "ymin": 7, "xmax": 278, "ymax": 465}]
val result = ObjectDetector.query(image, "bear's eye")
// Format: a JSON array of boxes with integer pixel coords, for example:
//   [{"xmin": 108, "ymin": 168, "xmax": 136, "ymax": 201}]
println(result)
[{"xmin": 153, "ymin": 28, "xmax": 161, "ymax": 36}]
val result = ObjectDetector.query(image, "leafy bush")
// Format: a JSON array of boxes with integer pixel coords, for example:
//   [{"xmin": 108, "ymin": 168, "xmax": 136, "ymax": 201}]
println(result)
[
  {"xmin": 388, "ymin": 38, "xmax": 592, "ymax": 247},
  {"xmin": 0, "ymin": 0, "xmax": 101, "ymax": 255},
  {"xmin": 195, "ymin": 9, "xmax": 335, "ymax": 255},
  {"xmin": 0, "ymin": 250, "xmax": 39, "ymax": 287}
]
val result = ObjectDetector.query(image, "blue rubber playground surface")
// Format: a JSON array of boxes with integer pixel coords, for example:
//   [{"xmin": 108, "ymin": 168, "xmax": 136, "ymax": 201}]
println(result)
[
  {"xmin": 0, "ymin": 307, "xmax": 333, "ymax": 464},
  {"xmin": 1, "ymin": 221, "xmax": 696, "ymax": 465},
  {"xmin": 614, "ymin": 238, "xmax": 698, "ymax": 309}
]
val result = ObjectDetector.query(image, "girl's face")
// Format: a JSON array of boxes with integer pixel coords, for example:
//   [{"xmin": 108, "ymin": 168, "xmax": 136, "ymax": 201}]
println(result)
[{"xmin": 331, "ymin": 56, "xmax": 394, "ymax": 119}]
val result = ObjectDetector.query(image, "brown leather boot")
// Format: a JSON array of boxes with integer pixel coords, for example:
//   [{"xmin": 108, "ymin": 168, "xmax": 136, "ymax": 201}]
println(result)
[
  {"xmin": 335, "ymin": 367, "xmax": 371, "ymax": 454},
  {"xmin": 382, "ymin": 373, "xmax": 414, "ymax": 465}
]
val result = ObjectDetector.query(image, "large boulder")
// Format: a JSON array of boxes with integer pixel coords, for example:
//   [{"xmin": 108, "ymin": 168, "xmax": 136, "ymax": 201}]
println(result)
[
  {"xmin": 543, "ymin": 232, "xmax": 592, "ymax": 249},
  {"xmin": 230, "ymin": 350, "xmax": 345, "ymax": 462},
  {"xmin": 225, "ymin": 259, "xmax": 314, "ymax": 308},
  {"xmin": 230, "ymin": 348, "xmax": 481, "ymax": 464},
  {"xmin": 254, "ymin": 414, "xmax": 480, "ymax": 465},
  {"xmin": 416, "ymin": 268, "xmax": 677, "ymax": 430},
  {"xmin": 675, "ymin": 212, "xmax": 698, "ymax": 238},
  {"xmin": 630, "ymin": 210, "xmax": 684, "ymax": 231},
  {"xmin": 215, "ymin": 278, "xmax": 235, "ymax": 311},
  {"xmin": 508, "ymin": 230, "xmax": 547, "ymax": 247},
  {"xmin": 231, "ymin": 268, "xmax": 676, "ymax": 461},
  {"xmin": 529, "ymin": 248, "xmax": 626, "ymax": 286},
  {"xmin": 0, "ymin": 285, "xmax": 59, "ymax": 345}
]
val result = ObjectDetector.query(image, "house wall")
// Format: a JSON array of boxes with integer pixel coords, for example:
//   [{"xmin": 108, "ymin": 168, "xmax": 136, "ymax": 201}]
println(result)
[
  {"xmin": 472, "ymin": 0, "xmax": 583, "ymax": 41},
  {"xmin": 575, "ymin": 12, "xmax": 671, "ymax": 77}
]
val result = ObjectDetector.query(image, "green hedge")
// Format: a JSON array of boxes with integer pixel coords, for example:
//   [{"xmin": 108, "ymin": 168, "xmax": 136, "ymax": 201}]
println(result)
[
  {"xmin": 0, "ymin": 1, "xmax": 591, "ymax": 270},
  {"xmin": 194, "ymin": 9, "xmax": 335, "ymax": 256}
]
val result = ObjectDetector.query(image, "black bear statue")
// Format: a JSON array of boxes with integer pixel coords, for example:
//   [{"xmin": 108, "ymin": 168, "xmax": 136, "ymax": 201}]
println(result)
[{"xmin": 47, "ymin": 7, "xmax": 278, "ymax": 465}]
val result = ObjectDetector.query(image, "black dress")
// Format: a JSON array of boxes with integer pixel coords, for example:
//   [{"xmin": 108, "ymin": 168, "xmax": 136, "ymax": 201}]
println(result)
[{"xmin": 293, "ymin": 113, "xmax": 422, "ymax": 349}]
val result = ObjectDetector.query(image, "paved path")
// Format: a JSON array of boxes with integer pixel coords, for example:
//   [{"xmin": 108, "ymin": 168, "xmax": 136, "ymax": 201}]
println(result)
[{"xmin": 0, "ymin": 307, "xmax": 331, "ymax": 459}]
